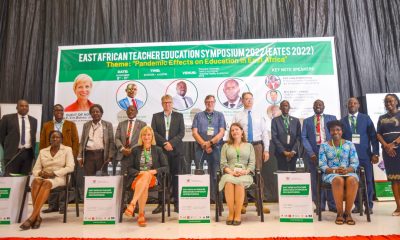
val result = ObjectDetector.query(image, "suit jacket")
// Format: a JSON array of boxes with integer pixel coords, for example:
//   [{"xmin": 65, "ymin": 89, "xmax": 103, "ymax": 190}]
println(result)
[
  {"xmin": 126, "ymin": 145, "xmax": 169, "ymax": 185},
  {"xmin": 39, "ymin": 120, "xmax": 79, "ymax": 158},
  {"xmin": 118, "ymin": 97, "xmax": 144, "ymax": 111},
  {"xmin": 223, "ymin": 98, "xmax": 243, "ymax": 109},
  {"xmin": 271, "ymin": 114, "xmax": 301, "ymax": 155},
  {"xmin": 301, "ymin": 114, "xmax": 337, "ymax": 158},
  {"xmin": 151, "ymin": 111, "xmax": 185, "ymax": 154},
  {"xmin": 78, "ymin": 120, "xmax": 115, "ymax": 163},
  {"xmin": 340, "ymin": 112, "xmax": 379, "ymax": 160},
  {"xmin": 0, "ymin": 113, "xmax": 37, "ymax": 161},
  {"xmin": 115, "ymin": 118, "xmax": 147, "ymax": 160}
]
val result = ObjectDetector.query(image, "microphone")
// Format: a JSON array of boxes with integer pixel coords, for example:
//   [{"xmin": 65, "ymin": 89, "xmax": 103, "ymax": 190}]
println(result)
[
  {"xmin": 195, "ymin": 149, "xmax": 206, "ymax": 175},
  {"xmin": 95, "ymin": 160, "xmax": 110, "ymax": 176},
  {"xmin": 2, "ymin": 147, "xmax": 26, "ymax": 177}
]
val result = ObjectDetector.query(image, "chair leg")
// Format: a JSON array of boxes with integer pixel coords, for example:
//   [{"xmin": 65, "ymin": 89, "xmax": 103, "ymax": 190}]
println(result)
[
  {"xmin": 73, "ymin": 173, "xmax": 80, "ymax": 217},
  {"xmin": 18, "ymin": 175, "xmax": 31, "ymax": 223},
  {"xmin": 162, "ymin": 175, "xmax": 166, "ymax": 223},
  {"xmin": 119, "ymin": 187, "xmax": 126, "ymax": 223},
  {"xmin": 215, "ymin": 189, "xmax": 219, "ymax": 222},
  {"xmin": 257, "ymin": 187, "xmax": 264, "ymax": 222},
  {"xmin": 362, "ymin": 172, "xmax": 371, "ymax": 222},
  {"xmin": 316, "ymin": 181, "xmax": 321, "ymax": 221}
]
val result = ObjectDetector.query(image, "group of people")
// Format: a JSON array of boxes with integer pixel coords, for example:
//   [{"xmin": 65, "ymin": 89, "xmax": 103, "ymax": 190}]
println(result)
[{"xmin": 1, "ymin": 93, "xmax": 400, "ymax": 229}]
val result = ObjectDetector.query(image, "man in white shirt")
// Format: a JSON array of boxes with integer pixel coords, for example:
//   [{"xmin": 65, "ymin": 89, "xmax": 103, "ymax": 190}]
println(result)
[
  {"xmin": 172, "ymin": 81, "xmax": 194, "ymax": 110},
  {"xmin": 232, "ymin": 92, "xmax": 270, "ymax": 214}
]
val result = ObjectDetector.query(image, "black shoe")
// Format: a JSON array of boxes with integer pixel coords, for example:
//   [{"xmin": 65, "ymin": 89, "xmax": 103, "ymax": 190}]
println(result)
[
  {"xmin": 232, "ymin": 220, "xmax": 241, "ymax": 226},
  {"xmin": 365, "ymin": 208, "xmax": 373, "ymax": 214},
  {"xmin": 59, "ymin": 208, "xmax": 65, "ymax": 214},
  {"xmin": 351, "ymin": 208, "xmax": 360, "ymax": 214},
  {"xmin": 42, "ymin": 208, "xmax": 58, "ymax": 213},
  {"xmin": 329, "ymin": 208, "xmax": 337, "ymax": 213},
  {"xmin": 173, "ymin": 204, "xmax": 179, "ymax": 213},
  {"xmin": 152, "ymin": 204, "xmax": 163, "ymax": 214}
]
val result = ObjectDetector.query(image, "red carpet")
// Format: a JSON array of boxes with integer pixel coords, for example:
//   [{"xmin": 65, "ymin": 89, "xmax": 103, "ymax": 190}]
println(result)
[{"xmin": 1, "ymin": 236, "xmax": 400, "ymax": 240}]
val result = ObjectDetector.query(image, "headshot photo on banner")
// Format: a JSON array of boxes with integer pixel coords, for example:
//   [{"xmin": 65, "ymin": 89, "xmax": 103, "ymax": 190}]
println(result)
[{"xmin": 54, "ymin": 38, "xmax": 341, "ymax": 140}]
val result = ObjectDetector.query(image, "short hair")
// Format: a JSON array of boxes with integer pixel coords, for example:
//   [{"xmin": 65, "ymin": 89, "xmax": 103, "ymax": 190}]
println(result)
[
  {"xmin": 53, "ymin": 104, "xmax": 64, "ymax": 110},
  {"xmin": 89, "ymin": 104, "xmax": 104, "ymax": 114},
  {"xmin": 227, "ymin": 122, "xmax": 247, "ymax": 144},
  {"xmin": 280, "ymin": 100, "xmax": 290, "ymax": 106},
  {"xmin": 176, "ymin": 81, "xmax": 186, "ymax": 87},
  {"xmin": 327, "ymin": 120, "xmax": 343, "ymax": 131},
  {"xmin": 126, "ymin": 83, "xmax": 137, "ymax": 90},
  {"xmin": 73, "ymin": 74, "xmax": 93, "ymax": 91},
  {"xmin": 384, "ymin": 94, "xmax": 400, "ymax": 108},
  {"xmin": 242, "ymin": 92, "xmax": 253, "ymax": 99},
  {"xmin": 17, "ymin": 99, "xmax": 29, "ymax": 105},
  {"xmin": 161, "ymin": 94, "xmax": 173, "ymax": 102},
  {"xmin": 138, "ymin": 126, "xmax": 156, "ymax": 146},
  {"xmin": 224, "ymin": 79, "xmax": 239, "ymax": 88},
  {"xmin": 205, "ymin": 95, "xmax": 215, "ymax": 102},
  {"xmin": 49, "ymin": 130, "xmax": 63, "ymax": 143}
]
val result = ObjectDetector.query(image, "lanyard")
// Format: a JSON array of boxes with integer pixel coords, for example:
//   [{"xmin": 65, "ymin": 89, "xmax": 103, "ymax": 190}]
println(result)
[
  {"xmin": 331, "ymin": 139, "xmax": 343, "ymax": 160},
  {"xmin": 205, "ymin": 112, "xmax": 213, "ymax": 125},
  {"xmin": 282, "ymin": 115, "xmax": 290, "ymax": 133},
  {"xmin": 165, "ymin": 113, "xmax": 171, "ymax": 131},
  {"xmin": 54, "ymin": 120, "xmax": 64, "ymax": 132},
  {"xmin": 235, "ymin": 147, "xmax": 240, "ymax": 163},
  {"xmin": 143, "ymin": 149, "xmax": 151, "ymax": 164},
  {"xmin": 349, "ymin": 115, "xmax": 357, "ymax": 133}
]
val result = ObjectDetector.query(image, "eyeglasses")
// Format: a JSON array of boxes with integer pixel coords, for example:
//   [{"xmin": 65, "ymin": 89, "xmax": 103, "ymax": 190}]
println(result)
[{"xmin": 163, "ymin": 102, "xmax": 173, "ymax": 104}]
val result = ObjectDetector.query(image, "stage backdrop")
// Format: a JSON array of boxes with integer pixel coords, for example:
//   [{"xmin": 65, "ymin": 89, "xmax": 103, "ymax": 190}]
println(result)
[{"xmin": 55, "ymin": 37, "xmax": 340, "ymax": 140}]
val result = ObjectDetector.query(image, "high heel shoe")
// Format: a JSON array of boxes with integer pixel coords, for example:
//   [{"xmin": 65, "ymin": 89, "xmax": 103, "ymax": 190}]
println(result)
[
  {"xmin": 32, "ymin": 216, "xmax": 42, "ymax": 229},
  {"xmin": 124, "ymin": 203, "xmax": 136, "ymax": 217},
  {"xmin": 137, "ymin": 213, "xmax": 147, "ymax": 227},
  {"xmin": 19, "ymin": 218, "xmax": 34, "ymax": 230}
]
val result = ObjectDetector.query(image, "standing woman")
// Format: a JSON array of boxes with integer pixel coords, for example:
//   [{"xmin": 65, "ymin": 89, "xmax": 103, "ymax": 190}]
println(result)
[
  {"xmin": 20, "ymin": 131, "xmax": 74, "ymax": 230},
  {"xmin": 77, "ymin": 104, "xmax": 115, "ymax": 176},
  {"xmin": 219, "ymin": 123, "xmax": 255, "ymax": 225},
  {"xmin": 124, "ymin": 126, "xmax": 168, "ymax": 227},
  {"xmin": 376, "ymin": 94, "xmax": 400, "ymax": 216}
]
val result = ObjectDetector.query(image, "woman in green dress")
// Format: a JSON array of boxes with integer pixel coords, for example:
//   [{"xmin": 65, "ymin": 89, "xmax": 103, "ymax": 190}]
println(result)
[{"xmin": 219, "ymin": 123, "xmax": 255, "ymax": 225}]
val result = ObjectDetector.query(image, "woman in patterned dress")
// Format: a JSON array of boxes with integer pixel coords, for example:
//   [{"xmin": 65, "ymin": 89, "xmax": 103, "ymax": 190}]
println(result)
[
  {"xmin": 376, "ymin": 94, "xmax": 400, "ymax": 216},
  {"xmin": 319, "ymin": 120, "xmax": 359, "ymax": 225},
  {"xmin": 219, "ymin": 123, "xmax": 255, "ymax": 226}
]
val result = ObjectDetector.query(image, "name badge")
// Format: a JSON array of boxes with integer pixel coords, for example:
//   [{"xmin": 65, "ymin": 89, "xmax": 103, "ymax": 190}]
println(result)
[
  {"xmin": 234, "ymin": 163, "xmax": 244, "ymax": 173},
  {"xmin": 352, "ymin": 134, "xmax": 360, "ymax": 144},
  {"xmin": 207, "ymin": 127, "xmax": 214, "ymax": 136},
  {"xmin": 287, "ymin": 135, "xmax": 291, "ymax": 144}
]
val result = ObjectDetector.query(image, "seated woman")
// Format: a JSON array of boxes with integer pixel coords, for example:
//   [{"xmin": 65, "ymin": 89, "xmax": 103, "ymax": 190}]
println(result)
[
  {"xmin": 219, "ymin": 123, "xmax": 255, "ymax": 226},
  {"xmin": 124, "ymin": 126, "xmax": 168, "ymax": 227},
  {"xmin": 319, "ymin": 120, "xmax": 359, "ymax": 225},
  {"xmin": 20, "ymin": 131, "xmax": 75, "ymax": 230}
]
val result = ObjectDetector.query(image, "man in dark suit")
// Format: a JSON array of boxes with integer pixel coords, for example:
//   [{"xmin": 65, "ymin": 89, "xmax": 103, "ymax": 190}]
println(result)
[
  {"xmin": 341, "ymin": 97, "xmax": 379, "ymax": 214},
  {"xmin": 151, "ymin": 95, "xmax": 185, "ymax": 213},
  {"xmin": 302, "ymin": 99, "xmax": 337, "ymax": 211},
  {"xmin": 0, "ymin": 99, "xmax": 37, "ymax": 175},
  {"xmin": 222, "ymin": 78, "xmax": 243, "ymax": 109},
  {"xmin": 115, "ymin": 105, "xmax": 147, "ymax": 171},
  {"xmin": 39, "ymin": 104, "xmax": 80, "ymax": 214},
  {"xmin": 271, "ymin": 100, "xmax": 301, "ymax": 171}
]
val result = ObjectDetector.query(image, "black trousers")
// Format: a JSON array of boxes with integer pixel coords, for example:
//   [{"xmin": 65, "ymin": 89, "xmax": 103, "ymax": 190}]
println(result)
[
  {"xmin": 5, "ymin": 148, "xmax": 34, "ymax": 175},
  {"xmin": 158, "ymin": 149, "xmax": 183, "ymax": 206}
]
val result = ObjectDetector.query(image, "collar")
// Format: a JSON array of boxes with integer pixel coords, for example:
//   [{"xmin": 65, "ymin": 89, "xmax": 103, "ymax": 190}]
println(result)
[
  {"xmin": 54, "ymin": 119, "xmax": 64, "ymax": 124},
  {"xmin": 128, "ymin": 118, "xmax": 136, "ymax": 122},
  {"xmin": 92, "ymin": 120, "xmax": 102, "ymax": 126},
  {"xmin": 164, "ymin": 111, "xmax": 172, "ymax": 117},
  {"xmin": 227, "ymin": 97, "xmax": 241, "ymax": 106},
  {"xmin": 350, "ymin": 112, "xmax": 359, "ymax": 118},
  {"xmin": 18, "ymin": 113, "xmax": 28, "ymax": 119}
]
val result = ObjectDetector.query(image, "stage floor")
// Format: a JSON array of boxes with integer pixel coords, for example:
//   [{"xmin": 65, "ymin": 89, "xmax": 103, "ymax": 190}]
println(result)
[{"xmin": 1, "ymin": 202, "xmax": 399, "ymax": 239}]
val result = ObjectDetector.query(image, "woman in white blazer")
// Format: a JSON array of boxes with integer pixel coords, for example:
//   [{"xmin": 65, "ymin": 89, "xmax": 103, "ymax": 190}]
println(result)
[{"xmin": 20, "ymin": 131, "xmax": 75, "ymax": 230}]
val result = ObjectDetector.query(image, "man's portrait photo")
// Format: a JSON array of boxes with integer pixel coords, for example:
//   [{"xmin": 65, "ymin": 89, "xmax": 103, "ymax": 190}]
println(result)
[
  {"xmin": 172, "ymin": 80, "xmax": 194, "ymax": 110},
  {"xmin": 266, "ymin": 90, "xmax": 282, "ymax": 104},
  {"xmin": 221, "ymin": 78, "xmax": 243, "ymax": 109},
  {"xmin": 117, "ymin": 82, "xmax": 145, "ymax": 110}
]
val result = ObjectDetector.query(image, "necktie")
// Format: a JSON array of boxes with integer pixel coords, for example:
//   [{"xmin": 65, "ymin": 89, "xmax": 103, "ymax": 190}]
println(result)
[
  {"xmin": 316, "ymin": 114, "xmax": 321, "ymax": 144},
  {"xmin": 21, "ymin": 116, "xmax": 26, "ymax": 145},
  {"xmin": 230, "ymin": 103, "xmax": 235, "ymax": 108},
  {"xmin": 351, "ymin": 115, "xmax": 356, "ymax": 133},
  {"xmin": 132, "ymin": 98, "xmax": 137, "ymax": 108},
  {"xmin": 247, "ymin": 111, "xmax": 253, "ymax": 142},
  {"xmin": 183, "ymin": 97, "xmax": 188, "ymax": 108},
  {"xmin": 126, "ymin": 120, "xmax": 133, "ymax": 146}
]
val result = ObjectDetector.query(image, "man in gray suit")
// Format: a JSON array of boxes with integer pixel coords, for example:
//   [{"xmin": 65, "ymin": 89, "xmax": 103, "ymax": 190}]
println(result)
[
  {"xmin": 115, "ymin": 105, "xmax": 147, "ymax": 171},
  {"xmin": 271, "ymin": 100, "xmax": 301, "ymax": 171},
  {"xmin": 0, "ymin": 99, "xmax": 37, "ymax": 175},
  {"xmin": 151, "ymin": 95, "xmax": 185, "ymax": 213}
]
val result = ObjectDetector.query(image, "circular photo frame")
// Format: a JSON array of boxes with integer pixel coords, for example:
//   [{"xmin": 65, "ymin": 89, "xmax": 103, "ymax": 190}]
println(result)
[
  {"xmin": 265, "ymin": 74, "xmax": 281, "ymax": 90},
  {"xmin": 217, "ymin": 78, "xmax": 250, "ymax": 109},
  {"xmin": 115, "ymin": 81, "xmax": 148, "ymax": 111},
  {"xmin": 165, "ymin": 79, "xmax": 198, "ymax": 111}
]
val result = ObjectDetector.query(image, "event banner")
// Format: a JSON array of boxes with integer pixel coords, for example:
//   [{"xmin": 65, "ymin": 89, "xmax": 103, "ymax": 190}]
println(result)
[
  {"xmin": 83, "ymin": 176, "xmax": 122, "ymax": 224},
  {"xmin": 277, "ymin": 173, "xmax": 313, "ymax": 222},
  {"xmin": 0, "ymin": 177, "xmax": 28, "ymax": 224},
  {"xmin": 366, "ymin": 93, "xmax": 400, "ymax": 201},
  {"xmin": 178, "ymin": 174, "xmax": 210, "ymax": 223},
  {"xmin": 55, "ymin": 38, "xmax": 340, "ymax": 140}
]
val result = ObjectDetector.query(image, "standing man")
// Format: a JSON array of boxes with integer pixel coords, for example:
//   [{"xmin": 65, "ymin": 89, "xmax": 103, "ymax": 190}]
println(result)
[
  {"xmin": 192, "ymin": 95, "xmax": 226, "ymax": 202},
  {"xmin": 232, "ymin": 92, "xmax": 271, "ymax": 214},
  {"xmin": 302, "ymin": 99, "xmax": 337, "ymax": 212},
  {"xmin": 341, "ymin": 97, "xmax": 379, "ymax": 214},
  {"xmin": 151, "ymin": 95, "xmax": 185, "ymax": 213},
  {"xmin": 115, "ymin": 105, "xmax": 147, "ymax": 171},
  {"xmin": 118, "ymin": 83, "xmax": 144, "ymax": 111},
  {"xmin": 271, "ymin": 100, "xmax": 301, "ymax": 171},
  {"xmin": 173, "ymin": 81, "xmax": 194, "ymax": 110},
  {"xmin": 223, "ymin": 79, "xmax": 243, "ymax": 109},
  {"xmin": 0, "ymin": 99, "xmax": 37, "ymax": 175},
  {"xmin": 39, "ymin": 104, "xmax": 79, "ymax": 214}
]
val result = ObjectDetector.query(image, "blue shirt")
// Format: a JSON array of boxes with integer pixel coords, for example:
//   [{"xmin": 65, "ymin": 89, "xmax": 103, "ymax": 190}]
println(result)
[{"xmin": 192, "ymin": 111, "xmax": 226, "ymax": 146}]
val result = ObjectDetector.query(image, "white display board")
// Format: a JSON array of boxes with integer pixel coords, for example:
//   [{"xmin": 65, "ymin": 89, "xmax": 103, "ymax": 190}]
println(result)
[
  {"xmin": 178, "ymin": 174, "xmax": 210, "ymax": 223},
  {"xmin": 83, "ymin": 176, "xmax": 122, "ymax": 224},
  {"xmin": 277, "ymin": 173, "xmax": 313, "ymax": 222},
  {"xmin": 0, "ymin": 176, "xmax": 28, "ymax": 224}
]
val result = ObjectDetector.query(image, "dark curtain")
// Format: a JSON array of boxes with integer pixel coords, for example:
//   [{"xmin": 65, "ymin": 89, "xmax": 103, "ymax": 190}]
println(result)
[{"xmin": 1, "ymin": 0, "xmax": 399, "ymax": 201}]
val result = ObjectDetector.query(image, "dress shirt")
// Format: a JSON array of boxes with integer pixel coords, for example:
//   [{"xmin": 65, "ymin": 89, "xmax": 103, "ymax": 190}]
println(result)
[
  {"xmin": 232, "ymin": 109, "xmax": 270, "ymax": 151},
  {"xmin": 87, "ymin": 121, "xmax": 104, "ymax": 150},
  {"xmin": 348, "ymin": 112, "xmax": 359, "ymax": 132},
  {"xmin": 18, "ymin": 114, "xmax": 32, "ymax": 149},
  {"xmin": 164, "ymin": 112, "xmax": 171, "ymax": 140},
  {"xmin": 226, "ymin": 98, "xmax": 241, "ymax": 108},
  {"xmin": 126, "ymin": 118, "xmax": 136, "ymax": 144},
  {"xmin": 316, "ymin": 114, "xmax": 327, "ymax": 144},
  {"xmin": 54, "ymin": 120, "xmax": 64, "ymax": 132}
]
